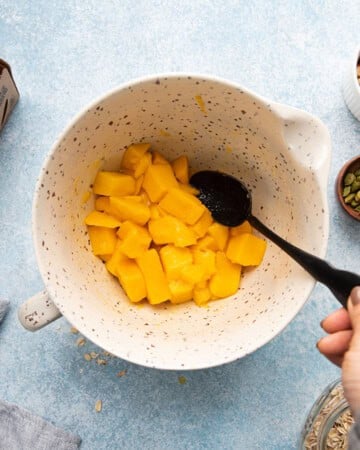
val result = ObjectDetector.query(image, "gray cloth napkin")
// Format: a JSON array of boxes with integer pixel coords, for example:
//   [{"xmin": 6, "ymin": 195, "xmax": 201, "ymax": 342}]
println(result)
[
  {"xmin": 350, "ymin": 413, "xmax": 360, "ymax": 450},
  {"xmin": 0, "ymin": 299, "xmax": 81, "ymax": 450}
]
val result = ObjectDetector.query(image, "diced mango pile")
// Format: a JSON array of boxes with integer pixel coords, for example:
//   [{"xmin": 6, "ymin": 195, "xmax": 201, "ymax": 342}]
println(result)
[{"xmin": 85, "ymin": 143, "xmax": 267, "ymax": 306}]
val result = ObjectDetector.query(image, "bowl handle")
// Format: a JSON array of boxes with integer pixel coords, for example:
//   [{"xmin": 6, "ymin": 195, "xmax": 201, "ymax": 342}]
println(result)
[
  {"xmin": 271, "ymin": 102, "xmax": 331, "ymax": 178},
  {"xmin": 18, "ymin": 290, "xmax": 62, "ymax": 331}
]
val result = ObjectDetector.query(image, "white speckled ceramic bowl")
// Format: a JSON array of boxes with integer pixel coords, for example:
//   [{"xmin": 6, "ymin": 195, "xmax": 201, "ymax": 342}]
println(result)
[
  {"xmin": 18, "ymin": 74, "xmax": 331, "ymax": 370},
  {"xmin": 343, "ymin": 46, "xmax": 360, "ymax": 121}
]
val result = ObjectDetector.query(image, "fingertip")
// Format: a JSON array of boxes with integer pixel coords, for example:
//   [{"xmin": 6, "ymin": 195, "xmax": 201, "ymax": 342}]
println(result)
[{"xmin": 350, "ymin": 286, "xmax": 360, "ymax": 306}]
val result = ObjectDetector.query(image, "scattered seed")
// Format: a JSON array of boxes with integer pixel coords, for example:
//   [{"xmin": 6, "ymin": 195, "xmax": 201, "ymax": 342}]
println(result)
[
  {"xmin": 90, "ymin": 352, "xmax": 99, "ymax": 359},
  {"xmin": 116, "ymin": 370, "xmax": 127, "ymax": 377},
  {"xmin": 95, "ymin": 400, "xmax": 102, "ymax": 412},
  {"xmin": 178, "ymin": 376, "xmax": 187, "ymax": 385},
  {"xmin": 96, "ymin": 359, "xmax": 107, "ymax": 365},
  {"xmin": 84, "ymin": 353, "xmax": 91, "ymax": 361},
  {"xmin": 70, "ymin": 327, "xmax": 79, "ymax": 334},
  {"xmin": 76, "ymin": 337, "xmax": 86, "ymax": 347}
]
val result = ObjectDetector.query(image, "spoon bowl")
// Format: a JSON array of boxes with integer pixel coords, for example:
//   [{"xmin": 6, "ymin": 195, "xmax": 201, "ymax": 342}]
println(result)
[{"xmin": 190, "ymin": 170, "xmax": 360, "ymax": 308}]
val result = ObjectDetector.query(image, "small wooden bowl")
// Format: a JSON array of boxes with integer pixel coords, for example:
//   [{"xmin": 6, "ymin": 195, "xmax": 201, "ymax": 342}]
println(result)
[{"xmin": 336, "ymin": 155, "xmax": 360, "ymax": 221}]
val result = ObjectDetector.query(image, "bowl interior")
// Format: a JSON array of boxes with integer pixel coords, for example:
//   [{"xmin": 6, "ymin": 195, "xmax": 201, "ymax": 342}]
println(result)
[
  {"xmin": 33, "ymin": 75, "xmax": 328, "ymax": 369},
  {"xmin": 336, "ymin": 156, "xmax": 360, "ymax": 221}
]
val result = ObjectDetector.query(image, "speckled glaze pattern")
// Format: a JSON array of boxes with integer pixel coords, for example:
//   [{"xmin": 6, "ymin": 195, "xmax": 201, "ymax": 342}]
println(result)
[{"xmin": 30, "ymin": 74, "xmax": 330, "ymax": 370}]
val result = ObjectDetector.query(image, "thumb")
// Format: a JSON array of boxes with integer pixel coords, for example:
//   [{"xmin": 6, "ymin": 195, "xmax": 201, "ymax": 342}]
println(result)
[
  {"xmin": 348, "ymin": 287, "xmax": 360, "ymax": 345},
  {"xmin": 342, "ymin": 287, "xmax": 360, "ymax": 414}
]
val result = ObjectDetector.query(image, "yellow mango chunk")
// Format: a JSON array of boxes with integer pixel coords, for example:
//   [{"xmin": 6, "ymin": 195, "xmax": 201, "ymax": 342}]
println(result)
[
  {"xmin": 99, "ymin": 254, "xmax": 112, "ymax": 262},
  {"xmin": 93, "ymin": 171, "xmax": 135, "ymax": 197},
  {"xmin": 109, "ymin": 196, "xmax": 150, "ymax": 225},
  {"xmin": 159, "ymin": 188, "xmax": 206, "ymax": 225},
  {"xmin": 149, "ymin": 204, "xmax": 165, "ymax": 220},
  {"xmin": 148, "ymin": 216, "xmax": 197, "ymax": 247},
  {"xmin": 84, "ymin": 211, "xmax": 122, "ymax": 228},
  {"xmin": 209, "ymin": 252, "xmax": 241, "ymax": 298},
  {"xmin": 136, "ymin": 249, "xmax": 171, "ymax": 304},
  {"xmin": 159, "ymin": 245, "xmax": 193, "ymax": 279},
  {"xmin": 121, "ymin": 143, "xmax": 151, "ymax": 171},
  {"xmin": 172, "ymin": 155, "xmax": 189, "ymax": 184},
  {"xmin": 196, "ymin": 235, "xmax": 218, "ymax": 251},
  {"xmin": 117, "ymin": 221, "xmax": 151, "ymax": 258},
  {"xmin": 95, "ymin": 196, "xmax": 110, "ymax": 212},
  {"xmin": 168, "ymin": 279, "xmax": 193, "ymax": 304},
  {"xmin": 180, "ymin": 264, "xmax": 206, "ymax": 285},
  {"xmin": 87, "ymin": 226, "xmax": 117, "ymax": 255},
  {"xmin": 117, "ymin": 258, "xmax": 147, "ymax": 303},
  {"xmin": 192, "ymin": 248, "xmax": 216, "ymax": 279},
  {"xmin": 134, "ymin": 152, "xmax": 152, "ymax": 178},
  {"xmin": 191, "ymin": 209, "xmax": 214, "ymax": 238},
  {"xmin": 105, "ymin": 240, "xmax": 129, "ymax": 276},
  {"xmin": 134, "ymin": 175, "xmax": 144, "ymax": 194},
  {"xmin": 193, "ymin": 285, "xmax": 211, "ymax": 306},
  {"xmin": 226, "ymin": 233, "xmax": 267, "ymax": 266},
  {"xmin": 152, "ymin": 150, "xmax": 168, "ymax": 165},
  {"xmin": 142, "ymin": 164, "xmax": 178, "ymax": 202},
  {"xmin": 178, "ymin": 183, "xmax": 199, "ymax": 196},
  {"xmin": 207, "ymin": 223, "xmax": 229, "ymax": 251},
  {"xmin": 230, "ymin": 220, "xmax": 252, "ymax": 236}
]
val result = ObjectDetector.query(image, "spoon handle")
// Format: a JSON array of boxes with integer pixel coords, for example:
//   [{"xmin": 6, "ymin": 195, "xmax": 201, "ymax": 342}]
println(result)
[{"xmin": 249, "ymin": 215, "xmax": 360, "ymax": 308}]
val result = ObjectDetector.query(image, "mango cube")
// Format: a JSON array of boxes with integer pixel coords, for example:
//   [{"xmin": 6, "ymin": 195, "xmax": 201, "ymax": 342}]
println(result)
[
  {"xmin": 136, "ymin": 249, "xmax": 171, "ymax": 304},
  {"xmin": 95, "ymin": 196, "xmax": 111, "ymax": 212},
  {"xmin": 193, "ymin": 285, "xmax": 211, "ymax": 306},
  {"xmin": 134, "ymin": 152, "xmax": 152, "ymax": 178},
  {"xmin": 152, "ymin": 150, "xmax": 169, "ymax": 165},
  {"xmin": 192, "ymin": 247, "xmax": 216, "ymax": 279},
  {"xmin": 148, "ymin": 216, "xmax": 197, "ymax": 247},
  {"xmin": 230, "ymin": 220, "xmax": 252, "ymax": 236},
  {"xmin": 168, "ymin": 279, "xmax": 193, "ymax": 304},
  {"xmin": 117, "ymin": 221, "xmax": 151, "ymax": 258},
  {"xmin": 209, "ymin": 252, "xmax": 241, "ymax": 298},
  {"xmin": 84, "ymin": 211, "xmax": 122, "ymax": 228},
  {"xmin": 159, "ymin": 187, "xmax": 205, "ymax": 225},
  {"xmin": 196, "ymin": 235, "xmax": 218, "ymax": 251},
  {"xmin": 121, "ymin": 143, "xmax": 151, "ymax": 171},
  {"xmin": 180, "ymin": 264, "xmax": 206, "ymax": 285},
  {"xmin": 105, "ymin": 240, "xmax": 129, "ymax": 276},
  {"xmin": 172, "ymin": 155, "xmax": 189, "ymax": 184},
  {"xmin": 87, "ymin": 226, "xmax": 117, "ymax": 255},
  {"xmin": 207, "ymin": 223, "xmax": 229, "ymax": 251},
  {"xmin": 226, "ymin": 233, "xmax": 267, "ymax": 266},
  {"xmin": 142, "ymin": 164, "xmax": 178, "ymax": 202},
  {"xmin": 109, "ymin": 196, "xmax": 150, "ymax": 225},
  {"xmin": 117, "ymin": 258, "xmax": 147, "ymax": 302},
  {"xmin": 178, "ymin": 183, "xmax": 199, "ymax": 196},
  {"xmin": 191, "ymin": 209, "xmax": 214, "ymax": 238},
  {"xmin": 134, "ymin": 175, "xmax": 144, "ymax": 194},
  {"xmin": 93, "ymin": 171, "xmax": 135, "ymax": 197},
  {"xmin": 159, "ymin": 245, "xmax": 193, "ymax": 279}
]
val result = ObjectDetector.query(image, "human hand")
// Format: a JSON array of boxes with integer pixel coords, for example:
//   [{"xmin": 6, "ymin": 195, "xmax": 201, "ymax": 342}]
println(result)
[{"xmin": 317, "ymin": 287, "xmax": 360, "ymax": 414}]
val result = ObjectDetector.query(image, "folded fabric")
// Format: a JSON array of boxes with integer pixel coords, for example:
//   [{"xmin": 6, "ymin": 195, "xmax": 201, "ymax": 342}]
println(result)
[
  {"xmin": 0, "ymin": 400, "xmax": 81, "ymax": 450},
  {"xmin": 0, "ymin": 300, "xmax": 81, "ymax": 449},
  {"xmin": 349, "ymin": 413, "xmax": 360, "ymax": 450}
]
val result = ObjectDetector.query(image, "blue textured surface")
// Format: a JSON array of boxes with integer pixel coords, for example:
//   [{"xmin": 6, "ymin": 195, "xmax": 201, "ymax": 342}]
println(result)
[{"xmin": 1, "ymin": 1, "xmax": 359, "ymax": 449}]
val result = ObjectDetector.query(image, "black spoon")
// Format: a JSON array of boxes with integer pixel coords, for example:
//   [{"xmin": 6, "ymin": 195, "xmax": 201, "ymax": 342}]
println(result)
[{"xmin": 190, "ymin": 170, "xmax": 360, "ymax": 308}]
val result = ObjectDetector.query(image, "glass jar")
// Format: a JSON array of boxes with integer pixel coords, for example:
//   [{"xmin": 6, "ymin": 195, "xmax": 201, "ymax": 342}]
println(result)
[{"xmin": 299, "ymin": 379, "xmax": 355, "ymax": 450}]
